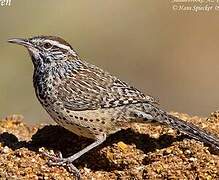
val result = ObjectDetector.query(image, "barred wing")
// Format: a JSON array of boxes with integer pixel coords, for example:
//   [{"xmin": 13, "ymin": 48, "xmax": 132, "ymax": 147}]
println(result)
[{"xmin": 56, "ymin": 61, "xmax": 157, "ymax": 111}]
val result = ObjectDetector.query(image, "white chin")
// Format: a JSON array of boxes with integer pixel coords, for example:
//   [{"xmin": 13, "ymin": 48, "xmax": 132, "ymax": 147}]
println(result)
[{"xmin": 28, "ymin": 47, "xmax": 41, "ymax": 59}]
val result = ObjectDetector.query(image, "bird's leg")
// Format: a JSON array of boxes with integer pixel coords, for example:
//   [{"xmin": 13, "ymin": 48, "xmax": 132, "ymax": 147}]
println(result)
[
  {"xmin": 64, "ymin": 133, "xmax": 106, "ymax": 163},
  {"xmin": 42, "ymin": 134, "xmax": 106, "ymax": 177}
]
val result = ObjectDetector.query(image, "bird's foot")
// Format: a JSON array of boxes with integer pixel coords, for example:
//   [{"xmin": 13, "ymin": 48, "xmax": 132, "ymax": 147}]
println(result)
[{"xmin": 41, "ymin": 150, "xmax": 81, "ymax": 180}]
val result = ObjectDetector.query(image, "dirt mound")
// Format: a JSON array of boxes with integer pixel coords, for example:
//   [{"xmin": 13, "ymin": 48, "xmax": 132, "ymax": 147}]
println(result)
[{"xmin": 0, "ymin": 112, "xmax": 219, "ymax": 179}]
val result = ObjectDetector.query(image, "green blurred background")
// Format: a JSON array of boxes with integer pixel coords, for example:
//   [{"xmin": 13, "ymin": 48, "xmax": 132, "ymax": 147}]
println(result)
[{"xmin": 0, "ymin": 1, "xmax": 219, "ymax": 124}]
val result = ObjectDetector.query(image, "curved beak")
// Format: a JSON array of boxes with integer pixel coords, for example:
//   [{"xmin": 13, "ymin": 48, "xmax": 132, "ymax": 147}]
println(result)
[{"xmin": 8, "ymin": 38, "xmax": 32, "ymax": 47}]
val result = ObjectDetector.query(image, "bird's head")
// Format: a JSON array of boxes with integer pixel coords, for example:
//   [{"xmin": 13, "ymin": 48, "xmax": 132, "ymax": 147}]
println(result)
[{"xmin": 8, "ymin": 36, "xmax": 79, "ymax": 68}]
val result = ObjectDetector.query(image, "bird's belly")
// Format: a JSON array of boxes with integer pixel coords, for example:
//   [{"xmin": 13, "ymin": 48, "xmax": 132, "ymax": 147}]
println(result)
[{"xmin": 44, "ymin": 105, "xmax": 122, "ymax": 139}]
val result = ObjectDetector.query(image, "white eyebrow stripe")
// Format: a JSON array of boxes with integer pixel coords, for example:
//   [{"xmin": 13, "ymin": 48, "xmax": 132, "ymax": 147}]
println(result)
[
  {"xmin": 44, "ymin": 40, "xmax": 71, "ymax": 50},
  {"xmin": 44, "ymin": 39, "xmax": 77, "ymax": 56}
]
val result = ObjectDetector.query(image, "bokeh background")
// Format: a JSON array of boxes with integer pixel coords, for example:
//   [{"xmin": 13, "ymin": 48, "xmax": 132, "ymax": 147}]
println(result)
[{"xmin": 0, "ymin": 1, "xmax": 219, "ymax": 124}]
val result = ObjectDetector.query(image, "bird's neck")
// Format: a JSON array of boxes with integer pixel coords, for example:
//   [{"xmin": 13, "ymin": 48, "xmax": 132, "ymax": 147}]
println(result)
[{"xmin": 33, "ymin": 59, "xmax": 85, "ymax": 97}]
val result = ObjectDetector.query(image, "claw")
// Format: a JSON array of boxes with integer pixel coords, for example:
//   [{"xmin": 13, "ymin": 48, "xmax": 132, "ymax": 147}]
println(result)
[
  {"xmin": 67, "ymin": 163, "xmax": 81, "ymax": 180},
  {"xmin": 47, "ymin": 159, "xmax": 66, "ymax": 166},
  {"xmin": 39, "ymin": 136, "xmax": 106, "ymax": 179},
  {"xmin": 40, "ymin": 150, "xmax": 81, "ymax": 179},
  {"xmin": 48, "ymin": 159, "xmax": 81, "ymax": 179},
  {"xmin": 41, "ymin": 150, "xmax": 61, "ymax": 161}
]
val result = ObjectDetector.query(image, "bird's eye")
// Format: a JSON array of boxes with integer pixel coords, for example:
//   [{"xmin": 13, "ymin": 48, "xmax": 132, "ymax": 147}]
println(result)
[{"xmin": 43, "ymin": 42, "xmax": 52, "ymax": 49}]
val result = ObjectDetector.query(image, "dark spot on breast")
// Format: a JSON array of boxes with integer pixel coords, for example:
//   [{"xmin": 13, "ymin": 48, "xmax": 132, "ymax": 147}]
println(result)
[
  {"xmin": 75, "ymin": 116, "xmax": 78, "ymax": 119},
  {"xmin": 79, "ymin": 117, "xmax": 83, "ymax": 120},
  {"xmin": 89, "ymin": 119, "xmax": 93, "ymax": 122},
  {"xmin": 109, "ymin": 101, "xmax": 115, "ymax": 105},
  {"xmin": 119, "ymin": 100, "xmax": 124, "ymax": 104},
  {"xmin": 101, "ymin": 121, "xmax": 106, "ymax": 124},
  {"xmin": 128, "ymin": 100, "xmax": 133, "ymax": 103},
  {"xmin": 138, "ymin": 114, "xmax": 143, "ymax": 118},
  {"xmin": 48, "ymin": 87, "xmax": 52, "ymax": 92}
]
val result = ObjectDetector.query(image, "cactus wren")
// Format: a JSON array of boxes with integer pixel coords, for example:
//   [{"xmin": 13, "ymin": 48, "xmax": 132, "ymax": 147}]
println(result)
[{"xmin": 8, "ymin": 36, "xmax": 219, "ymax": 178}]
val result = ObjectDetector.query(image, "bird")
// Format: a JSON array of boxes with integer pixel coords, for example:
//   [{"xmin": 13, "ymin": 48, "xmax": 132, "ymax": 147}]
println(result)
[{"xmin": 8, "ymin": 36, "xmax": 219, "ymax": 178}]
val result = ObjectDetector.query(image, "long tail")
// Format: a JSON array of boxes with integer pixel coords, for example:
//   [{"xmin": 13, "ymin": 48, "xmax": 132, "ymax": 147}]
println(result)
[
  {"xmin": 135, "ymin": 103, "xmax": 219, "ymax": 151},
  {"xmin": 162, "ymin": 113, "xmax": 219, "ymax": 151}
]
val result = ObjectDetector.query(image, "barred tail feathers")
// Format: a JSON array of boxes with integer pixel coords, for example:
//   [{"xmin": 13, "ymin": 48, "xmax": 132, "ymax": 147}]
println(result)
[
  {"xmin": 134, "ymin": 104, "xmax": 219, "ymax": 151},
  {"xmin": 162, "ymin": 113, "xmax": 219, "ymax": 151}
]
